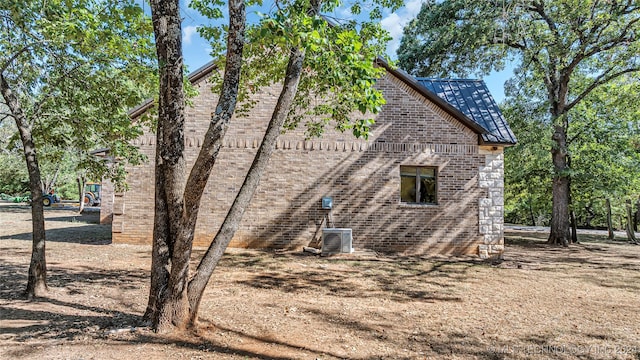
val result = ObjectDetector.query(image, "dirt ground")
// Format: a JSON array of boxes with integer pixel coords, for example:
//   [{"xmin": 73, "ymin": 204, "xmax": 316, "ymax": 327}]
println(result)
[{"xmin": 1, "ymin": 204, "xmax": 639, "ymax": 360}]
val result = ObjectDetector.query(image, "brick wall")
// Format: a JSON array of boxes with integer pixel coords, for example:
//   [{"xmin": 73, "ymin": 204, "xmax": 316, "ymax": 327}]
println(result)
[{"xmin": 111, "ymin": 70, "xmax": 505, "ymax": 256}]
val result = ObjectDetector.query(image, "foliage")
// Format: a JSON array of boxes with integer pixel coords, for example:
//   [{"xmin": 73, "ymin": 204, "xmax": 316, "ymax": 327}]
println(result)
[
  {"xmin": 504, "ymin": 78, "xmax": 640, "ymax": 228},
  {"xmin": 0, "ymin": 0, "xmax": 157, "ymax": 188},
  {"xmin": 398, "ymin": 0, "xmax": 640, "ymax": 242},
  {"xmin": 502, "ymin": 93, "xmax": 552, "ymax": 226},
  {"xmin": 193, "ymin": 0, "xmax": 395, "ymax": 139}
]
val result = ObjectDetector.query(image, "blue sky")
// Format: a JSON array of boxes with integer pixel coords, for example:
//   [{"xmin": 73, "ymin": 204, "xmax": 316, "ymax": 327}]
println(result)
[{"xmin": 174, "ymin": 0, "xmax": 513, "ymax": 102}]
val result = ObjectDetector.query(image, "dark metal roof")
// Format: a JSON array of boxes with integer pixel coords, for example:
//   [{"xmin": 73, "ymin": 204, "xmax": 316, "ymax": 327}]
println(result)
[{"xmin": 416, "ymin": 78, "xmax": 517, "ymax": 145}]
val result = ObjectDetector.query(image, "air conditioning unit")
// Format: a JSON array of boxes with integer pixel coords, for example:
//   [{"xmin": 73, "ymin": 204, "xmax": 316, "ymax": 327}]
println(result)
[{"xmin": 322, "ymin": 228, "xmax": 354, "ymax": 255}]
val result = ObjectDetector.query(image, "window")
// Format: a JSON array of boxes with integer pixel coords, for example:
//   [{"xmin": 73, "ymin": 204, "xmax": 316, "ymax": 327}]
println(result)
[{"xmin": 400, "ymin": 166, "xmax": 437, "ymax": 204}]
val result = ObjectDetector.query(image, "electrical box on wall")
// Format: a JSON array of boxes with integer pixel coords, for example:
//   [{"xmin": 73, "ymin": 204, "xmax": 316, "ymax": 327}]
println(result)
[{"xmin": 321, "ymin": 196, "xmax": 333, "ymax": 210}]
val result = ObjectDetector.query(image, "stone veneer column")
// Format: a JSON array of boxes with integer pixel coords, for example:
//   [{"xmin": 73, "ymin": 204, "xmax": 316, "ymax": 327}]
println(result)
[{"xmin": 478, "ymin": 147, "xmax": 505, "ymax": 259}]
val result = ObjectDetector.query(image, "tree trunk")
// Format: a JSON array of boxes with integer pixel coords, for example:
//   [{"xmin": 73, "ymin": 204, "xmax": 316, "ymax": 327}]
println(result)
[
  {"xmin": 606, "ymin": 198, "xmax": 614, "ymax": 240},
  {"xmin": 634, "ymin": 196, "xmax": 639, "ymax": 232},
  {"xmin": 0, "ymin": 74, "xmax": 48, "ymax": 298},
  {"xmin": 146, "ymin": 0, "xmax": 189, "ymax": 332},
  {"xmin": 77, "ymin": 175, "xmax": 86, "ymax": 213},
  {"xmin": 625, "ymin": 199, "xmax": 637, "ymax": 244},
  {"xmin": 567, "ymin": 163, "xmax": 577, "ymax": 244},
  {"xmin": 528, "ymin": 197, "xmax": 535, "ymax": 226},
  {"xmin": 548, "ymin": 124, "xmax": 570, "ymax": 246},
  {"xmin": 187, "ymin": 46, "xmax": 307, "ymax": 326},
  {"xmin": 42, "ymin": 169, "xmax": 59, "ymax": 194},
  {"xmin": 145, "ymin": 0, "xmax": 247, "ymax": 331},
  {"xmin": 585, "ymin": 204, "xmax": 595, "ymax": 228},
  {"xmin": 570, "ymin": 210, "xmax": 578, "ymax": 244}
]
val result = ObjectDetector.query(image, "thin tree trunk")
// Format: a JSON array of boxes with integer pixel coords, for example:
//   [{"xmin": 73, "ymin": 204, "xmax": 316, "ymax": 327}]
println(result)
[
  {"xmin": 77, "ymin": 175, "xmax": 86, "ymax": 213},
  {"xmin": 625, "ymin": 199, "xmax": 637, "ymax": 244},
  {"xmin": 42, "ymin": 168, "xmax": 60, "ymax": 194},
  {"xmin": 606, "ymin": 198, "xmax": 614, "ymax": 240},
  {"xmin": 1, "ymin": 74, "xmax": 47, "ymax": 298},
  {"xmin": 528, "ymin": 197, "xmax": 535, "ymax": 226},
  {"xmin": 567, "ymin": 157, "xmax": 577, "ymax": 244},
  {"xmin": 570, "ymin": 210, "xmax": 578, "ymax": 244},
  {"xmin": 548, "ymin": 124, "xmax": 570, "ymax": 246},
  {"xmin": 187, "ymin": 45, "xmax": 307, "ymax": 326},
  {"xmin": 634, "ymin": 196, "xmax": 639, "ymax": 232}
]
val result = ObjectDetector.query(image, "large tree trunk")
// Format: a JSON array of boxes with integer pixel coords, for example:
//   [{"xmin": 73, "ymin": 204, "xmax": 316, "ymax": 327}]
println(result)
[
  {"xmin": 1, "ymin": 74, "xmax": 48, "ymax": 298},
  {"xmin": 548, "ymin": 124, "xmax": 570, "ymax": 246},
  {"xmin": 146, "ymin": 0, "xmax": 189, "ymax": 332},
  {"xmin": 187, "ymin": 45, "xmax": 307, "ymax": 326},
  {"xmin": 145, "ymin": 0, "xmax": 246, "ymax": 332}
]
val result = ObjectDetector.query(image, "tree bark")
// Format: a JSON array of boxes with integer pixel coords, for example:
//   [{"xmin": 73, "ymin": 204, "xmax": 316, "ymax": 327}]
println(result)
[
  {"xmin": 146, "ymin": 0, "xmax": 189, "ymax": 332},
  {"xmin": 606, "ymin": 198, "xmax": 614, "ymax": 240},
  {"xmin": 77, "ymin": 174, "xmax": 86, "ymax": 213},
  {"xmin": 0, "ymin": 73, "xmax": 48, "ymax": 298},
  {"xmin": 146, "ymin": 0, "xmax": 247, "ymax": 332},
  {"xmin": 548, "ymin": 124, "xmax": 570, "ymax": 246},
  {"xmin": 187, "ymin": 45, "xmax": 307, "ymax": 326}
]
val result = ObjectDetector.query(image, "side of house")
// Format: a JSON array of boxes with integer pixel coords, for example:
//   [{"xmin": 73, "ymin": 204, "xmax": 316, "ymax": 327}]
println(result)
[{"xmin": 104, "ymin": 63, "xmax": 514, "ymax": 257}]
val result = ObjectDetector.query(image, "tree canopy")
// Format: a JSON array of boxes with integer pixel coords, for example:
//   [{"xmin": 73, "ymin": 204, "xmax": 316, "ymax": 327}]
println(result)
[{"xmin": 0, "ymin": 0, "xmax": 156, "ymax": 297}]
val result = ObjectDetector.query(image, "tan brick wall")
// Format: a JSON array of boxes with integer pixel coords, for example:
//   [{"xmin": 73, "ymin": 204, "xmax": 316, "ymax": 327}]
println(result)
[
  {"xmin": 111, "ymin": 71, "xmax": 502, "ymax": 255},
  {"xmin": 99, "ymin": 178, "xmax": 114, "ymax": 225}
]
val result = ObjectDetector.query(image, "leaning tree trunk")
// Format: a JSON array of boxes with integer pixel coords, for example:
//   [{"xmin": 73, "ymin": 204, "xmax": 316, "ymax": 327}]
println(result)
[
  {"xmin": 1, "ymin": 74, "xmax": 47, "ymax": 298},
  {"xmin": 187, "ymin": 46, "xmax": 307, "ymax": 326},
  {"xmin": 548, "ymin": 124, "xmax": 570, "ymax": 246},
  {"xmin": 606, "ymin": 198, "xmax": 614, "ymax": 240}
]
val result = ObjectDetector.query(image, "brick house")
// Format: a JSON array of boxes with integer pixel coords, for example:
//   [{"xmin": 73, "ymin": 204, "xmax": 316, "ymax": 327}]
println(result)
[{"xmin": 101, "ymin": 60, "xmax": 516, "ymax": 258}]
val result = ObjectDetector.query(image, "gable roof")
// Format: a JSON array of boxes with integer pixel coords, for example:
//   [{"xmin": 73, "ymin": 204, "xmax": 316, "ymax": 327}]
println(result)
[
  {"xmin": 130, "ymin": 59, "xmax": 516, "ymax": 146},
  {"xmin": 374, "ymin": 59, "xmax": 516, "ymax": 146},
  {"xmin": 417, "ymin": 78, "xmax": 517, "ymax": 145}
]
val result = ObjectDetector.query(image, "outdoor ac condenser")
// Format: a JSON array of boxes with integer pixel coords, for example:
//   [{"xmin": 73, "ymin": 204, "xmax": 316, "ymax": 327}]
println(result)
[{"xmin": 321, "ymin": 228, "xmax": 353, "ymax": 255}]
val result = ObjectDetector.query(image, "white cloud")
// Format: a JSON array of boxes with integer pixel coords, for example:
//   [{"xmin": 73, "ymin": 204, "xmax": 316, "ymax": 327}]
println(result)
[
  {"xmin": 183, "ymin": 25, "xmax": 200, "ymax": 45},
  {"xmin": 380, "ymin": 0, "xmax": 426, "ymax": 58}
]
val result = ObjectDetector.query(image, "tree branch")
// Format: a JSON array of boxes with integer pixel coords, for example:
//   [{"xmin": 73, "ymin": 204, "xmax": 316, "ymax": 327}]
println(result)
[
  {"xmin": 566, "ymin": 67, "xmax": 640, "ymax": 112},
  {"xmin": 0, "ymin": 41, "xmax": 44, "ymax": 74}
]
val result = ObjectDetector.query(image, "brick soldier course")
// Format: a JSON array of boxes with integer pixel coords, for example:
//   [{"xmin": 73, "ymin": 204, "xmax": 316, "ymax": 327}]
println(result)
[{"xmin": 100, "ymin": 61, "xmax": 516, "ymax": 258}]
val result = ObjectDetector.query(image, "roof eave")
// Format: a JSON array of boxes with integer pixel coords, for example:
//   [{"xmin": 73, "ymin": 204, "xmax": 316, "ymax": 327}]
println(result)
[{"xmin": 479, "ymin": 138, "xmax": 517, "ymax": 147}]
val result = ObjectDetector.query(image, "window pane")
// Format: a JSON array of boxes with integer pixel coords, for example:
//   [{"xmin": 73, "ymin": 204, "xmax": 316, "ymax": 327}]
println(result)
[
  {"xmin": 400, "ymin": 175, "xmax": 416, "ymax": 202},
  {"xmin": 419, "ymin": 167, "xmax": 435, "ymax": 178},
  {"xmin": 419, "ymin": 177, "xmax": 436, "ymax": 203},
  {"xmin": 400, "ymin": 166, "xmax": 417, "ymax": 177}
]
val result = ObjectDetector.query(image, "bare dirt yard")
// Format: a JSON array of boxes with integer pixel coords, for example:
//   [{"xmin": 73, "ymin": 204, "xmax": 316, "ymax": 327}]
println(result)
[{"xmin": 1, "ymin": 203, "xmax": 639, "ymax": 360}]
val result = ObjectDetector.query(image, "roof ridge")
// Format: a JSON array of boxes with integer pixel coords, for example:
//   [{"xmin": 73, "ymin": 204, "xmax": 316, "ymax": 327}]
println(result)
[{"xmin": 415, "ymin": 77, "xmax": 484, "ymax": 83}]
